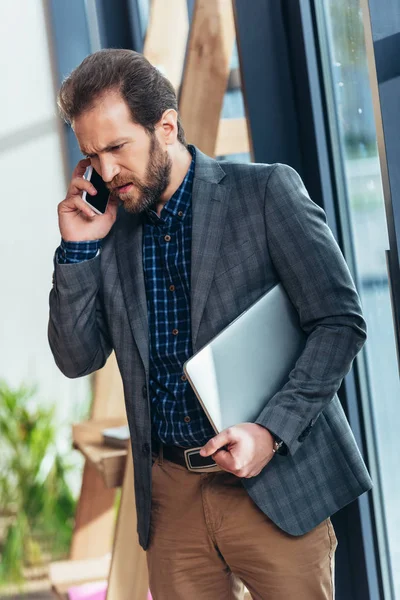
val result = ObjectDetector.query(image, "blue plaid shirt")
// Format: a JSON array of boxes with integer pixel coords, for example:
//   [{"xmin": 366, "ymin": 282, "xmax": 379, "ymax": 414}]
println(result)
[{"xmin": 57, "ymin": 146, "xmax": 215, "ymax": 447}]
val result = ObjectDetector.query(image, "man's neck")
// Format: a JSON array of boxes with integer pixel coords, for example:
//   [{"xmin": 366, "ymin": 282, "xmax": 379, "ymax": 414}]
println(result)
[{"xmin": 154, "ymin": 146, "xmax": 193, "ymax": 216}]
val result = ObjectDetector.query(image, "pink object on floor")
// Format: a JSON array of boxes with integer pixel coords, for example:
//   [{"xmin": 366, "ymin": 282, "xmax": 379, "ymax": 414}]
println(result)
[
  {"xmin": 67, "ymin": 580, "xmax": 107, "ymax": 600},
  {"xmin": 148, "ymin": 592, "xmax": 153, "ymax": 600}
]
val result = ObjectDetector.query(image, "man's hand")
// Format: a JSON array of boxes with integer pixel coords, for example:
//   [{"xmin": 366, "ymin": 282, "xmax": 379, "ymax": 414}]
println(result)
[
  {"xmin": 200, "ymin": 423, "xmax": 275, "ymax": 478},
  {"xmin": 58, "ymin": 159, "xmax": 119, "ymax": 242}
]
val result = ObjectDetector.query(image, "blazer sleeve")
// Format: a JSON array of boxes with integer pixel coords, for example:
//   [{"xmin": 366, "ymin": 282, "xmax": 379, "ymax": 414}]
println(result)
[
  {"xmin": 255, "ymin": 163, "xmax": 367, "ymax": 455},
  {"xmin": 48, "ymin": 253, "xmax": 113, "ymax": 378}
]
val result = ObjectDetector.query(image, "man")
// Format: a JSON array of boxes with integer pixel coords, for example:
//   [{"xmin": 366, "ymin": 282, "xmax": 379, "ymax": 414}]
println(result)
[{"xmin": 49, "ymin": 49, "xmax": 372, "ymax": 599}]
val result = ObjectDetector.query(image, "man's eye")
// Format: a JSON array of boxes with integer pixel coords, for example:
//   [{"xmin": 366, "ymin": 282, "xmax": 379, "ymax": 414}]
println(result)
[{"xmin": 112, "ymin": 144, "xmax": 123, "ymax": 151}]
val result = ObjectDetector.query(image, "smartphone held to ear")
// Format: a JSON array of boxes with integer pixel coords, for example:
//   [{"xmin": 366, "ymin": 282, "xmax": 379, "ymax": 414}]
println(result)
[{"xmin": 82, "ymin": 166, "xmax": 110, "ymax": 215}]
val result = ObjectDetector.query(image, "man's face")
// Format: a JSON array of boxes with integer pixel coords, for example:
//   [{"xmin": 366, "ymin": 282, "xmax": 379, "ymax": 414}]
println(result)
[{"xmin": 74, "ymin": 92, "xmax": 172, "ymax": 214}]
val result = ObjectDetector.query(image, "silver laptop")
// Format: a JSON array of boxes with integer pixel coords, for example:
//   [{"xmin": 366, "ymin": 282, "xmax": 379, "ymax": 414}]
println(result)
[{"xmin": 183, "ymin": 283, "xmax": 307, "ymax": 434}]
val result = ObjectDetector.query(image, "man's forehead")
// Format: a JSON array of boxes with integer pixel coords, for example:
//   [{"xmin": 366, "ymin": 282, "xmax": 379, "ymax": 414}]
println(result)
[
  {"xmin": 74, "ymin": 95, "xmax": 131, "ymax": 131},
  {"xmin": 74, "ymin": 100, "xmax": 140, "ymax": 154}
]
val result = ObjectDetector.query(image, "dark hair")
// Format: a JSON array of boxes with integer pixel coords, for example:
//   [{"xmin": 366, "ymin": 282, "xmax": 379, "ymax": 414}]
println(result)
[{"xmin": 58, "ymin": 48, "xmax": 187, "ymax": 146}]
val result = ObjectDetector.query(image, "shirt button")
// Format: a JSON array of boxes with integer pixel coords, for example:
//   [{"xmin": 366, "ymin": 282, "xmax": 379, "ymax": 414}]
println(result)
[
  {"xmin": 164, "ymin": 234, "xmax": 171, "ymax": 242},
  {"xmin": 172, "ymin": 329, "xmax": 179, "ymax": 336},
  {"xmin": 169, "ymin": 285, "xmax": 175, "ymax": 292},
  {"xmin": 184, "ymin": 416, "xmax": 191, "ymax": 423},
  {"xmin": 178, "ymin": 211, "xmax": 183, "ymax": 217},
  {"xmin": 181, "ymin": 374, "xmax": 187, "ymax": 382}
]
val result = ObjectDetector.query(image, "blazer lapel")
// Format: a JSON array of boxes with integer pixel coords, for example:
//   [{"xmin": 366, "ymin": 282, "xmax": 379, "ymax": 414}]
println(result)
[
  {"xmin": 191, "ymin": 151, "xmax": 228, "ymax": 349},
  {"xmin": 115, "ymin": 210, "xmax": 149, "ymax": 374}
]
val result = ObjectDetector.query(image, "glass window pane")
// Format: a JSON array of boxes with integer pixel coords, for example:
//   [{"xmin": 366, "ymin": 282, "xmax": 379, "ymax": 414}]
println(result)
[
  {"xmin": 218, "ymin": 43, "xmax": 251, "ymax": 163},
  {"xmin": 316, "ymin": 0, "xmax": 400, "ymax": 596}
]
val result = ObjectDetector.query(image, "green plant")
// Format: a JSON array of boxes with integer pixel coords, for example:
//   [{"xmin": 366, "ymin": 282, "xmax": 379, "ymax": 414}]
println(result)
[{"xmin": 0, "ymin": 382, "xmax": 76, "ymax": 584}]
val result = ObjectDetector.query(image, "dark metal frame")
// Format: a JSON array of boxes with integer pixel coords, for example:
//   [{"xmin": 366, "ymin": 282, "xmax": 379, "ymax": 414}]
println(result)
[
  {"xmin": 312, "ymin": 2, "xmax": 395, "ymax": 597},
  {"xmin": 361, "ymin": 0, "xmax": 400, "ymax": 369},
  {"xmin": 234, "ymin": 1, "xmax": 386, "ymax": 598},
  {"xmin": 48, "ymin": 0, "xmax": 92, "ymax": 170}
]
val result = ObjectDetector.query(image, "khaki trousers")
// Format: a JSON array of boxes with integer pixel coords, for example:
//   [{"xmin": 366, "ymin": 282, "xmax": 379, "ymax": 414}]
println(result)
[{"xmin": 147, "ymin": 456, "xmax": 337, "ymax": 600}]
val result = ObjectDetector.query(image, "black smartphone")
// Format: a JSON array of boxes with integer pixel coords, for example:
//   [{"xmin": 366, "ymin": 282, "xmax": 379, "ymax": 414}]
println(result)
[{"xmin": 82, "ymin": 166, "xmax": 110, "ymax": 214}]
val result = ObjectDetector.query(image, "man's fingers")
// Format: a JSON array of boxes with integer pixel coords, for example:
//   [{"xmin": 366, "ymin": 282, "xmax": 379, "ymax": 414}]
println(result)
[
  {"xmin": 72, "ymin": 158, "xmax": 91, "ymax": 178},
  {"xmin": 74, "ymin": 197, "xmax": 99, "ymax": 217},
  {"xmin": 200, "ymin": 428, "xmax": 233, "ymax": 457},
  {"xmin": 212, "ymin": 449, "xmax": 236, "ymax": 472},
  {"xmin": 59, "ymin": 196, "xmax": 97, "ymax": 219},
  {"xmin": 68, "ymin": 177, "xmax": 98, "ymax": 198}
]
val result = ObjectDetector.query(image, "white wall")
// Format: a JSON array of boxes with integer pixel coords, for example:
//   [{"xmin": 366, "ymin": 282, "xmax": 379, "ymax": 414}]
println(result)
[{"xmin": 0, "ymin": 2, "xmax": 91, "ymax": 459}]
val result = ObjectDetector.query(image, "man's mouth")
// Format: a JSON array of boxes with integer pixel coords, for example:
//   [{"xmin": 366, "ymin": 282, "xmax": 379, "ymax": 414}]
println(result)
[{"xmin": 115, "ymin": 183, "xmax": 133, "ymax": 194}]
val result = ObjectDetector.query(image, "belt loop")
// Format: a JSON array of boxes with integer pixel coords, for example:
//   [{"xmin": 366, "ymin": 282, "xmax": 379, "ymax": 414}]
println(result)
[{"xmin": 158, "ymin": 442, "xmax": 163, "ymax": 466}]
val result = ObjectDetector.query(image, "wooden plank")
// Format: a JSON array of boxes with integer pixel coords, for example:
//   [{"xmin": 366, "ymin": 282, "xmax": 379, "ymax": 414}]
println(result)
[
  {"xmin": 74, "ymin": 444, "xmax": 126, "ymax": 489},
  {"xmin": 69, "ymin": 464, "xmax": 116, "ymax": 560},
  {"xmin": 215, "ymin": 117, "xmax": 250, "ymax": 156},
  {"xmin": 107, "ymin": 447, "xmax": 149, "ymax": 600},
  {"xmin": 50, "ymin": 554, "xmax": 111, "ymax": 595},
  {"xmin": 72, "ymin": 420, "xmax": 127, "ymax": 489},
  {"xmin": 91, "ymin": 352, "xmax": 126, "ymax": 420},
  {"xmin": 143, "ymin": 0, "xmax": 189, "ymax": 91},
  {"xmin": 72, "ymin": 419, "xmax": 128, "ymax": 447},
  {"xmin": 70, "ymin": 353, "xmax": 126, "ymax": 560},
  {"xmin": 179, "ymin": 0, "xmax": 236, "ymax": 156}
]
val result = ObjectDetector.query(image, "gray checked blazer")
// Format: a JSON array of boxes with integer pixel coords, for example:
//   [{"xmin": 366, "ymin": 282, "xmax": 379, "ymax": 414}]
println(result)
[{"xmin": 48, "ymin": 148, "xmax": 372, "ymax": 549}]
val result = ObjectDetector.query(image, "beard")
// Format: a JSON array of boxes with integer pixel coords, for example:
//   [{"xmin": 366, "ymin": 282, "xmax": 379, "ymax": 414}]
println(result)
[{"xmin": 110, "ymin": 134, "xmax": 172, "ymax": 214}]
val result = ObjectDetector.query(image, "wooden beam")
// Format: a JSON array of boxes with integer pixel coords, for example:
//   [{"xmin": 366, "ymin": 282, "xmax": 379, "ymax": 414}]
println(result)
[
  {"xmin": 50, "ymin": 554, "xmax": 110, "ymax": 597},
  {"xmin": 215, "ymin": 117, "xmax": 251, "ymax": 156},
  {"xmin": 179, "ymin": 0, "xmax": 236, "ymax": 156},
  {"xmin": 73, "ymin": 420, "xmax": 128, "ymax": 488},
  {"xmin": 107, "ymin": 447, "xmax": 149, "ymax": 600},
  {"xmin": 69, "ymin": 464, "xmax": 115, "ymax": 560},
  {"xmin": 70, "ymin": 353, "xmax": 126, "ymax": 560},
  {"xmin": 143, "ymin": 0, "xmax": 189, "ymax": 91},
  {"xmin": 91, "ymin": 352, "xmax": 126, "ymax": 420}
]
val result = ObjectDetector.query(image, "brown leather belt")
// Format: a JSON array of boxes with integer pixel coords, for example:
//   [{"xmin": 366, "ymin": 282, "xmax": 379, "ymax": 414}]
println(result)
[{"xmin": 161, "ymin": 444, "xmax": 222, "ymax": 473}]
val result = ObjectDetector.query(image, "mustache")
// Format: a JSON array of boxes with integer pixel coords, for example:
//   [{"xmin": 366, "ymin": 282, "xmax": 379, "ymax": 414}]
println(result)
[{"xmin": 108, "ymin": 179, "xmax": 133, "ymax": 191}]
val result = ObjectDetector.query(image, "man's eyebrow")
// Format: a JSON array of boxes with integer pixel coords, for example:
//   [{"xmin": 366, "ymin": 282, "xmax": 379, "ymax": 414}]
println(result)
[{"xmin": 80, "ymin": 139, "xmax": 129, "ymax": 156}]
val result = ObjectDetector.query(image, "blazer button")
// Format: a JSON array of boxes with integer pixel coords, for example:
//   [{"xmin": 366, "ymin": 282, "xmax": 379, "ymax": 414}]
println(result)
[
  {"xmin": 142, "ymin": 385, "xmax": 147, "ymax": 399},
  {"xmin": 142, "ymin": 442, "xmax": 150, "ymax": 455}
]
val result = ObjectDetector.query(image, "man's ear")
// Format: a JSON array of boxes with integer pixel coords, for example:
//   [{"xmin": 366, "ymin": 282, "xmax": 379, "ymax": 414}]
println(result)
[{"xmin": 158, "ymin": 109, "xmax": 178, "ymax": 145}]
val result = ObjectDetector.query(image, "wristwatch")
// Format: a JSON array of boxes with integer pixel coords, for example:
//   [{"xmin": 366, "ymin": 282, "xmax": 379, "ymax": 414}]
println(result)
[{"xmin": 271, "ymin": 434, "xmax": 287, "ymax": 456}]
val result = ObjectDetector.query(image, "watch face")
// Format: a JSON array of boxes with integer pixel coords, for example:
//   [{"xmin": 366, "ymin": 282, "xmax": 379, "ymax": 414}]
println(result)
[{"xmin": 274, "ymin": 440, "xmax": 287, "ymax": 456}]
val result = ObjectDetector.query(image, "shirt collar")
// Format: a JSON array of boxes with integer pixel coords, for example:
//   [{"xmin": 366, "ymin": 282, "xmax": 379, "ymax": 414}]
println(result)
[{"xmin": 146, "ymin": 145, "xmax": 196, "ymax": 225}]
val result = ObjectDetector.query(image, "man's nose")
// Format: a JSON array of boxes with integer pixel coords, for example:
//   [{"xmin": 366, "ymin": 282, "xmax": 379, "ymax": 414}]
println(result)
[{"xmin": 99, "ymin": 158, "xmax": 120, "ymax": 183}]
